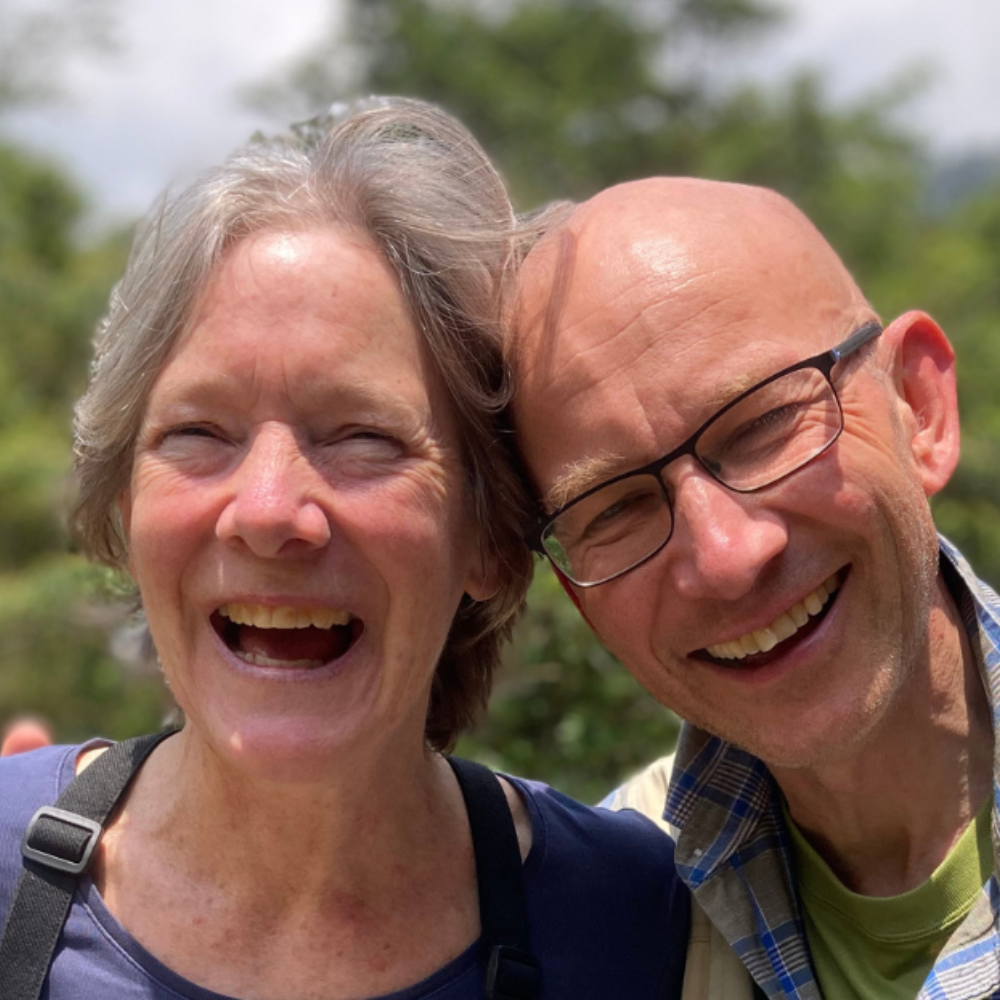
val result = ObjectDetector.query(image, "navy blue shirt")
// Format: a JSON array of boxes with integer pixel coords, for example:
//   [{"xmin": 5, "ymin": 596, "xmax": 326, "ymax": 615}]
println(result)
[{"xmin": 0, "ymin": 745, "xmax": 689, "ymax": 998}]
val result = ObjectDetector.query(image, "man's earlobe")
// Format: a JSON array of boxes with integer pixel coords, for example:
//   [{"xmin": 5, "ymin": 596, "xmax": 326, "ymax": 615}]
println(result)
[{"xmin": 886, "ymin": 311, "xmax": 960, "ymax": 497}]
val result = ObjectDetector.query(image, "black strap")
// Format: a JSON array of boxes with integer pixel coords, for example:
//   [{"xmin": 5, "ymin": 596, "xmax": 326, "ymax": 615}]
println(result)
[
  {"xmin": 447, "ymin": 757, "xmax": 541, "ymax": 1000},
  {"xmin": 0, "ymin": 731, "xmax": 173, "ymax": 1000},
  {"xmin": 0, "ymin": 740, "xmax": 539, "ymax": 1000}
]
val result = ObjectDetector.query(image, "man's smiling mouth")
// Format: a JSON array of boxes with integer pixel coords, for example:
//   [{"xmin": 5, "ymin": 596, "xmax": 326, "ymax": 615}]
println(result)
[
  {"xmin": 212, "ymin": 604, "xmax": 364, "ymax": 668},
  {"xmin": 702, "ymin": 572, "xmax": 843, "ymax": 663}
]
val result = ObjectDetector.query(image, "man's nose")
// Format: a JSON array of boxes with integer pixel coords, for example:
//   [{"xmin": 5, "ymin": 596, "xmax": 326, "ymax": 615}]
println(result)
[
  {"xmin": 665, "ymin": 461, "xmax": 788, "ymax": 602},
  {"xmin": 215, "ymin": 428, "xmax": 332, "ymax": 558}
]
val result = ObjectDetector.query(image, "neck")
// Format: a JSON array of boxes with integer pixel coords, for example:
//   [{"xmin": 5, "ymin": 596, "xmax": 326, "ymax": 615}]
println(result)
[
  {"xmin": 103, "ymin": 726, "xmax": 468, "ymax": 907},
  {"xmin": 772, "ymin": 577, "xmax": 994, "ymax": 896}
]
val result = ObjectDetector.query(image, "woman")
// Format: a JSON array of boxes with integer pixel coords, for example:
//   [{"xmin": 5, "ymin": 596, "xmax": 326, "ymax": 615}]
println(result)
[{"xmin": 0, "ymin": 98, "xmax": 689, "ymax": 998}]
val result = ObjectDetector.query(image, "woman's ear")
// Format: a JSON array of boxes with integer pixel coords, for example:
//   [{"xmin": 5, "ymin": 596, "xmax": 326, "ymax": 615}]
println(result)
[
  {"xmin": 464, "ymin": 549, "xmax": 502, "ymax": 603},
  {"xmin": 883, "ymin": 310, "xmax": 960, "ymax": 498}
]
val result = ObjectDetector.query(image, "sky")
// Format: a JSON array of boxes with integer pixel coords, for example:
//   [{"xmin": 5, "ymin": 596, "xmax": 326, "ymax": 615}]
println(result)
[{"xmin": 4, "ymin": 0, "xmax": 1000, "ymax": 225}]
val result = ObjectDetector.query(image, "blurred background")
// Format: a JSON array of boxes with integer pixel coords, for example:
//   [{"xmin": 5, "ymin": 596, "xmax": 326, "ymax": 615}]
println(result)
[{"xmin": 2, "ymin": 0, "xmax": 999, "ymax": 801}]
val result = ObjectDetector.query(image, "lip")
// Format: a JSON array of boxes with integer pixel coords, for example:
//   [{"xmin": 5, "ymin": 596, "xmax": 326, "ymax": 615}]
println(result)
[
  {"xmin": 207, "ymin": 594, "xmax": 366, "ymax": 683},
  {"xmin": 691, "ymin": 566, "xmax": 850, "ymax": 683}
]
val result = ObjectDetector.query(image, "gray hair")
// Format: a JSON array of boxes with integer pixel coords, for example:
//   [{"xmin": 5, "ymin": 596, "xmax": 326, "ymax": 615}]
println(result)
[{"xmin": 71, "ymin": 97, "xmax": 535, "ymax": 750}]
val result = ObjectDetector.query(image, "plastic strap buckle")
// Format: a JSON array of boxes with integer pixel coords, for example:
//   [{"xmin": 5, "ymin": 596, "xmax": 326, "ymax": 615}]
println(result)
[
  {"xmin": 21, "ymin": 806, "xmax": 103, "ymax": 875},
  {"xmin": 486, "ymin": 945, "xmax": 541, "ymax": 1000}
]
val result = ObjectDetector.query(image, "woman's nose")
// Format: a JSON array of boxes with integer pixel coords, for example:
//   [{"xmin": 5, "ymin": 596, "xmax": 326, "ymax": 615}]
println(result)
[
  {"xmin": 215, "ymin": 428, "xmax": 331, "ymax": 558},
  {"xmin": 665, "ymin": 462, "xmax": 788, "ymax": 602}
]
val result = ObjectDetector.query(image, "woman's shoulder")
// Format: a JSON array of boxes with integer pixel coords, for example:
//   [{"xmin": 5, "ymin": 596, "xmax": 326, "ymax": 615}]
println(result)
[
  {"xmin": 0, "ymin": 742, "xmax": 80, "ymax": 814},
  {"xmin": 507, "ymin": 776, "xmax": 690, "ymax": 997},
  {"xmin": 507, "ymin": 774, "xmax": 688, "ymax": 915},
  {"xmin": 510, "ymin": 775, "xmax": 679, "ymax": 872},
  {"xmin": 0, "ymin": 744, "xmax": 86, "ymax": 911}
]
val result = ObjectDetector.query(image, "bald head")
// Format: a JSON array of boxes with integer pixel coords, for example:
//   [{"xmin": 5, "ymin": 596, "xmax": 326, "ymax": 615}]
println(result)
[{"xmin": 513, "ymin": 178, "xmax": 873, "ymax": 505}]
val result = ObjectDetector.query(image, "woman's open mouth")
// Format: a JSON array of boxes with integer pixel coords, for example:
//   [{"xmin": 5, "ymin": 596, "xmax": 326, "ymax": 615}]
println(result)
[
  {"xmin": 698, "ymin": 568, "xmax": 847, "ymax": 668},
  {"xmin": 211, "ymin": 604, "xmax": 364, "ymax": 669}
]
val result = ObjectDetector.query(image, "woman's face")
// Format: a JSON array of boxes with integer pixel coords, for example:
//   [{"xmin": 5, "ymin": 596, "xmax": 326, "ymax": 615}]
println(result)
[{"xmin": 123, "ymin": 229, "xmax": 493, "ymax": 777}]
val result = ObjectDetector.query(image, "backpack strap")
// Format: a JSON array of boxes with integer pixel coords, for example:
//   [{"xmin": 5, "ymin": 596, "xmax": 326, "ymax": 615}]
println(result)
[
  {"xmin": 447, "ymin": 757, "xmax": 541, "ymax": 1000},
  {"xmin": 0, "ymin": 731, "xmax": 173, "ymax": 1000},
  {"xmin": 0, "ymin": 739, "xmax": 538, "ymax": 1000}
]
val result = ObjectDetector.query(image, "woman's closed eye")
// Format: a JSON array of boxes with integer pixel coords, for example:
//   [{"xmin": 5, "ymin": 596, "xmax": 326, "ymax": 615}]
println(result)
[
  {"xmin": 163, "ymin": 423, "xmax": 225, "ymax": 441},
  {"xmin": 320, "ymin": 428, "xmax": 407, "ymax": 466},
  {"xmin": 155, "ymin": 422, "xmax": 236, "ymax": 451},
  {"xmin": 143, "ymin": 423, "xmax": 238, "ymax": 472}
]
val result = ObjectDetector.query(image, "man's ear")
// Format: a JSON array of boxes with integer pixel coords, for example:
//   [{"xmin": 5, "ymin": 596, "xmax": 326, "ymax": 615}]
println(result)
[{"xmin": 883, "ymin": 310, "xmax": 960, "ymax": 497}]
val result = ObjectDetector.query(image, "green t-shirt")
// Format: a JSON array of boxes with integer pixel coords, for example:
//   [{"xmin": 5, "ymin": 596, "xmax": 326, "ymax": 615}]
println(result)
[{"xmin": 786, "ymin": 796, "xmax": 993, "ymax": 1000}]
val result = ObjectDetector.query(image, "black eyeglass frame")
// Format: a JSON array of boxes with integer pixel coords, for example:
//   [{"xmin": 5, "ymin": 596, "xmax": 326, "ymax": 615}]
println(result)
[{"xmin": 531, "ymin": 320, "xmax": 884, "ymax": 586}]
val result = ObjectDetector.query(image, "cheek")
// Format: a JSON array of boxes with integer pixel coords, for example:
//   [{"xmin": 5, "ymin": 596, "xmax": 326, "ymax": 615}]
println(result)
[
  {"xmin": 579, "ymin": 584, "xmax": 661, "ymax": 667},
  {"xmin": 127, "ymin": 478, "xmax": 218, "ymax": 588},
  {"xmin": 353, "ymin": 469, "xmax": 475, "ymax": 571}
]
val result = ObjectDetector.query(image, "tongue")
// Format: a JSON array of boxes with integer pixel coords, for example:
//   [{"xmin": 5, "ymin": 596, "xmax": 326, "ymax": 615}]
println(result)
[{"xmin": 237, "ymin": 625, "xmax": 348, "ymax": 664}]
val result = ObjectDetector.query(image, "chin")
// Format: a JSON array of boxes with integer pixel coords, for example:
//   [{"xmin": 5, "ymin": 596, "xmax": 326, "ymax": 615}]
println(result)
[
  {"xmin": 713, "ymin": 679, "xmax": 900, "ymax": 772},
  {"xmin": 193, "ymin": 712, "xmax": 380, "ymax": 784}
]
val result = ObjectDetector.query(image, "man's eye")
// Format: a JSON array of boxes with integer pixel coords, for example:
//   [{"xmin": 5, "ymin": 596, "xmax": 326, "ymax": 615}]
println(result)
[
  {"xmin": 723, "ymin": 403, "xmax": 807, "ymax": 453},
  {"xmin": 592, "ymin": 498, "xmax": 630, "ymax": 526},
  {"xmin": 580, "ymin": 487, "xmax": 662, "ymax": 541}
]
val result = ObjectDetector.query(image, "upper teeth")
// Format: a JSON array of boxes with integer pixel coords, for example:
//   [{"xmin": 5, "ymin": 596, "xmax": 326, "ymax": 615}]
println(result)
[
  {"xmin": 705, "ymin": 574, "xmax": 841, "ymax": 660},
  {"xmin": 220, "ymin": 604, "xmax": 350, "ymax": 629}
]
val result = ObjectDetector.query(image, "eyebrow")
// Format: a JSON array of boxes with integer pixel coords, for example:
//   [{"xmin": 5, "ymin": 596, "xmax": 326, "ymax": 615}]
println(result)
[
  {"xmin": 700, "ymin": 361, "xmax": 786, "ymax": 411},
  {"xmin": 544, "ymin": 451, "xmax": 628, "ymax": 513}
]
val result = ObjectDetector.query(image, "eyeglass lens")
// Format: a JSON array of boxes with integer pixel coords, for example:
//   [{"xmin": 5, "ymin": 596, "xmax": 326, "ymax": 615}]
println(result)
[{"xmin": 543, "ymin": 366, "xmax": 842, "ymax": 585}]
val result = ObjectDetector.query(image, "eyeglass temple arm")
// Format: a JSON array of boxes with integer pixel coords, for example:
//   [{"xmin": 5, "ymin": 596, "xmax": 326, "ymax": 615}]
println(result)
[{"xmin": 830, "ymin": 320, "xmax": 883, "ymax": 364}]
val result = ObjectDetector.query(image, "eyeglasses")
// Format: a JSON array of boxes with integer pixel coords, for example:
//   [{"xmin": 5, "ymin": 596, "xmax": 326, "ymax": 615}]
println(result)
[{"xmin": 532, "ymin": 320, "xmax": 883, "ymax": 587}]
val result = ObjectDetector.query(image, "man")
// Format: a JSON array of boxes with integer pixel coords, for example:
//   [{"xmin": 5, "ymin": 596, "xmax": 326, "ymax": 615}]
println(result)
[{"xmin": 513, "ymin": 178, "xmax": 998, "ymax": 999}]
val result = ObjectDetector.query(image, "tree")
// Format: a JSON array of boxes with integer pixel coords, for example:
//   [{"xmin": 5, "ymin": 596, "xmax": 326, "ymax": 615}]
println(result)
[{"xmin": 0, "ymin": 3, "xmax": 166, "ymax": 738}]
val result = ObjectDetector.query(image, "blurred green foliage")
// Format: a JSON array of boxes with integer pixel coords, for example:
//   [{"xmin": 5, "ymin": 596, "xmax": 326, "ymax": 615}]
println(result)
[
  {"xmin": 0, "ymin": 138, "xmax": 167, "ymax": 739},
  {"xmin": 3, "ymin": 0, "xmax": 1000, "ymax": 800},
  {"xmin": 458, "ymin": 563, "xmax": 679, "ymax": 805}
]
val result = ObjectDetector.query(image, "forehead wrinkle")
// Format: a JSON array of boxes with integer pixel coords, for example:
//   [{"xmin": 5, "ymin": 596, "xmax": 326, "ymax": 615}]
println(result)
[{"xmin": 517, "ymin": 226, "xmax": 703, "ymax": 388}]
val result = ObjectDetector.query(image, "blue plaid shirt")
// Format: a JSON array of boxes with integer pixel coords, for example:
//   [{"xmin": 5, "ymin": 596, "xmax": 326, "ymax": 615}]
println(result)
[{"xmin": 663, "ymin": 537, "xmax": 1000, "ymax": 999}]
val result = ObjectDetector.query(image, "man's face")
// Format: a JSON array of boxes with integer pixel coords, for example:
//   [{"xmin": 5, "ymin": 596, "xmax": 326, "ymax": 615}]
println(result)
[{"xmin": 514, "ymin": 183, "xmax": 948, "ymax": 769}]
